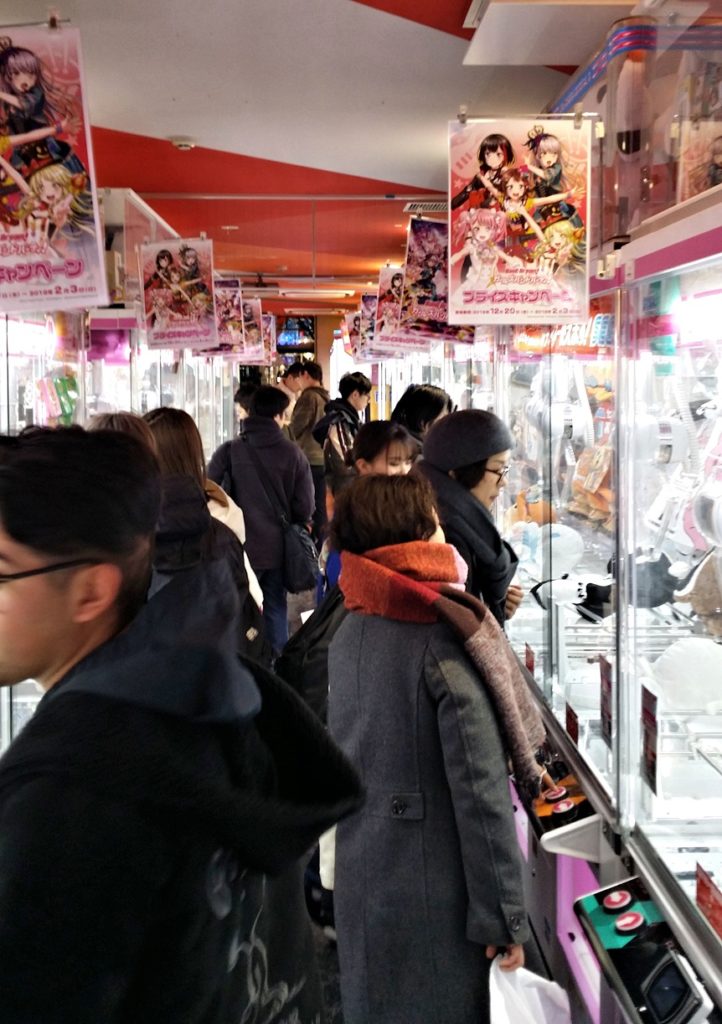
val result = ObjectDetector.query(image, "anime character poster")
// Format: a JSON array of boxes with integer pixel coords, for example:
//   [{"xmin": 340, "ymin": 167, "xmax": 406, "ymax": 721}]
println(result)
[
  {"xmin": 678, "ymin": 120, "xmax": 722, "ymax": 203},
  {"xmin": 448, "ymin": 118, "xmax": 591, "ymax": 324},
  {"xmin": 241, "ymin": 297, "xmax": 264, "ymax": 362},
  {"xmin": 214, "ymin": 276, "xmax": 244, "ymax": 352},
  {"xmin": 344, "ymin": 311, "xmax": 361, "ymax": 357},
  {"xmin": 240, "ymin": 308, "xmax": 275, "ymax": 365},
  {"xmin": 373, "ymin": 265, "xmax": 404, "ymax": 354},
  {"xmin": 397, "ymin": 218, "xmax": 474, "ymax": 347},
  {"xmin": 141, "ymin": 238, "xmax": 217, "ymax": 350},
  {"xmin": 0, "ymin": 26, "xmax": 107, "ymax": 312}
]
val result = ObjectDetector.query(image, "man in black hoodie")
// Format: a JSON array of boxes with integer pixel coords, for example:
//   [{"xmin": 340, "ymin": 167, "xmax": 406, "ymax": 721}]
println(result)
[
  {"xmin": 0, "ymin": 427, "xmax": 361, "ymax": 1024},
  {"xmin": 312, "ymin": 370, "xmax": 372, "ymax": 497}
]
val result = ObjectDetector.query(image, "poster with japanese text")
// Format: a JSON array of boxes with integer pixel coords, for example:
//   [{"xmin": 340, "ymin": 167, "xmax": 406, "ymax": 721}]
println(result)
[
  {"xmin": 141, "ymin": 238, "xmax": 217, "ymax": 349},
  {"xmin": 241, "ymin": 297, "xmax": 264, "ymax": 362},
  {"xmin": 260, "ymin": 312, "xmax": 277, "ymax": 364},
  {"xmin": 214, "ymin": 276, "xmax": 244, "ymax": 351},
  {"xmin": 381, "ymin": 218, "xmax": 472, "ymax": 352},
  {"xmin": 448, "ymin": 118, "xmax": 590, "ymax": 324},
  {"xmin": 0, "ymin": 26, "xmax": 107, "ymax": 312}
]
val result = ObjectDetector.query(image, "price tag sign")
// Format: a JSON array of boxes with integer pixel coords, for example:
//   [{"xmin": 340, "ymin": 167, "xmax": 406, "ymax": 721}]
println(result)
[
  {"xmin": 600, "ymin": 656, "xmax": 613, "ymax": 750},
  {"xmin": 566, "ymin": 703, "xmax": 579, "ymax": 746},
  {"xmin": 641, "ymin": 686, "xmax": 658, "ymax": 795},
  {"xmin": 697, "ymin": 865, "xmax": 722, "ymax": 940},
  {"xmin": 525, "ymin": 643, "xmax": 535, "ymax": 677}
]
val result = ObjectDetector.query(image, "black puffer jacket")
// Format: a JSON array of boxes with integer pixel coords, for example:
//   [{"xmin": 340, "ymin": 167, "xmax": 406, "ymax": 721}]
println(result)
[
  {"xmin": 416, "ymin": 459, "xmax": 518, "ymax": 626},
  {"xmin": 0, "ymin": 561, "xmax": 362, "ymax": 1024},
  {"xmin": 153, "ymin": 474, "xmax": 269, "ymax": 662}
]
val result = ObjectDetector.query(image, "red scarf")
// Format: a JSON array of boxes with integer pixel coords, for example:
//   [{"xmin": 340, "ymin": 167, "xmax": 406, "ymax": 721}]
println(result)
[{"xmin": 340, "ymin": 542, "xmax": 545, "ymax": 797}]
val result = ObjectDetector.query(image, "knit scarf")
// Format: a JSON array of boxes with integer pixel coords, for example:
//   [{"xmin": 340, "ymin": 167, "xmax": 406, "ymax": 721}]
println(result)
[{"xmin": 339, "ymin": 541, "xmax": 545, "ymax": 797}]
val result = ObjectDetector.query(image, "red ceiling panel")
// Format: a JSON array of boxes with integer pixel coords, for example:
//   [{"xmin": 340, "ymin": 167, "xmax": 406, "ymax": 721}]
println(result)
[{"xmin": 349, "ymin": 0, "xmax": 474, "ymax": 39}]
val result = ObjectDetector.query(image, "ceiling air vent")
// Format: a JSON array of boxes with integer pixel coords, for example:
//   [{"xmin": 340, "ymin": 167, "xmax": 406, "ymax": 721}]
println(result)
[{"xmin": 402, "ymin": 201, "xmax": 448, "ymax": 214}]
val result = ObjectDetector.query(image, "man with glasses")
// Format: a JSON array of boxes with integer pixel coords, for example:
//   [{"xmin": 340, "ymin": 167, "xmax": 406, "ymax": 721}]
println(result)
[
  {"xmin": 0, "ymin": 427, "xmax": 360, "ymax": 1023},
  {"xmin": 416, "ymin": 409, "xmax": 523, "ymax": 627}
]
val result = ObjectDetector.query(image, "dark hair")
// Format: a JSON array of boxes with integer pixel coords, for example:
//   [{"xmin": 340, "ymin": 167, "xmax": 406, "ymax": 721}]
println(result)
[
  {"xmin": 348, "ymin": 420, "xmax": 417, "ymax": 467},
  {"xmin": 155, "ymin": 249, "xmax": 173, "ymax": 270},
  {"xmin": 451, "ymin": 461, "xmax": 487, "ymax": 490},
  {"xmin": 249, "ymin": 385, "xmax": 290, "ymax": 419},
  {"xmin": 330, "ymin": 475, "xmax": 438, "ymax": 554},
  {"xmin": 478, "ymin": 133, "xmax": 514, "ymax": 169},
  {"xmin": 143, "ymin": 407, "xmax": 205, "ymax": 487},
  {"xmin": 233, "ymin": 382, "xmax": 258, "ymax": 413},
  {"xmin": 391, "ymin": 384, "xmax": 453, "ymax": 438},
  {"xmin": 339, "ymin": 371, "xmax": 372, "ymax": 401},
  {"xmin": 0, "ymin": 427, "xmax": 160, "ymax": 625},
  {"xmin": 87, "ymin": 411, "xmax": 157, "ymax": 453},
  {"xmin": 285, "ymin": 360, "xmax": 323, "ymax": 382}
]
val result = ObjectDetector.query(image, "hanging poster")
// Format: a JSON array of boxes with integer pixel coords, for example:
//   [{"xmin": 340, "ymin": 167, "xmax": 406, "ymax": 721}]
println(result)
[
  {"xmin": 345, "ymin": 311, "xmax": 361, "ymax": 358},
  {"xmin": 141, "ymin": 238, "xmax": 217, "ymax": 349},
  {"xmin": 380, "ymin": 218, "xmax": 472, "ymax": 352},
  {"xmin": 448, "ymin": 118, "xmax": 591, "ymax": 324},
  {"xmin": 261, "ymin": 312, "xmax": 277, "ymax": 363},
  {"xmin": 0, "ymin": 26, "xmax": 107, "ymax": 312},
  {"xmin": 240, "ymin": 297, "xmax": 264, "ymax": 362},
  {"xmin": 214, "ymin": 276, "xmax": 244, "ymax": 351}
]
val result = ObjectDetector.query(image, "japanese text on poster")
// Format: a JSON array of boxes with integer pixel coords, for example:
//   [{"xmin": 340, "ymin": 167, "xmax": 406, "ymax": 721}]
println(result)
[
  {"xmin": 0, "ymin": 26, "xmax": 107, "ymax": 312},
  {"xmin": 140, "ymin": 238, "xmax": 217, "ymax": 350},
  {"xmin": 448, "ymin": 118, "xmax": 590, "ymax": 324}
]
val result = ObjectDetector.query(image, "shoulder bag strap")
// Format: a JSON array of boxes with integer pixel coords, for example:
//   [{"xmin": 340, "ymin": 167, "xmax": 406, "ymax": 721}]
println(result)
[{"xmin": 242, "ymin": 435, "xmax": 290, "ymax": 527}]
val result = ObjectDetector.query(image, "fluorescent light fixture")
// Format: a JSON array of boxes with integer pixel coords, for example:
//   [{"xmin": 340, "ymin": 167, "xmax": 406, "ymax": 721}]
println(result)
[
  {"xmin": 279, "ymin": 289, "xmax": 355, "ymax": 299},
  {"xmin": 463, "ymin": 0, "xmax": 491, "ymax": 29}
]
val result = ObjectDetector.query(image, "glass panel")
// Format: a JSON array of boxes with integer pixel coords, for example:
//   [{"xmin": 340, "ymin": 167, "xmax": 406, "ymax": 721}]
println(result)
[{"xmin": 620, "ymin": 253, "xmax": 722, "ymax": 916}]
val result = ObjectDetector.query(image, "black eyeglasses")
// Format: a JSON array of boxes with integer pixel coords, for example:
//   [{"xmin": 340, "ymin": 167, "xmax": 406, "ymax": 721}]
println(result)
[
  {"xmin": 485, "ymin": 465, "xmax": 511, "ymax": 482},
  {"xmin": 0, "ymin": 558, "xmax": 100, "ymax": 585}
]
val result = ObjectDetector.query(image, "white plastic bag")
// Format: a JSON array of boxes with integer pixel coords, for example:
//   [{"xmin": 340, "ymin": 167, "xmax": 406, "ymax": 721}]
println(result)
[{"xmin": 489, "ymin": 957, "xmax": 571, "ymax": 1024}]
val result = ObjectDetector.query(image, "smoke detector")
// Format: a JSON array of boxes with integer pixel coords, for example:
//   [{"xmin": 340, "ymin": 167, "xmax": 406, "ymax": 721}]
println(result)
[{"xmin": 168, "ymin": 136, "xmax": 196, "ymax": 152}]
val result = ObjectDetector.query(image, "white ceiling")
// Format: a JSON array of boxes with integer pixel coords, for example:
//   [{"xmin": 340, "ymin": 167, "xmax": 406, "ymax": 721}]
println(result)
[{"xmin": 3, "ymin": 0, "xmax": 576, "ymax": 189}]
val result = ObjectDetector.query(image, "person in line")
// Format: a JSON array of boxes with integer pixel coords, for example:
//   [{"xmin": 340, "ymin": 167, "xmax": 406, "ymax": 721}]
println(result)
[
  {"xmin": 286, "ymin": 361, "xmax": 330, "ymax": 544},
  {"xmin": 143, "ymin": 407, "xmax": 268, "ymax": 662},
  {"xmin": 319, "ymin": 419, "xmax": 418, "ymax": 592},
  {"xmin": 312, "ymin": 370, "xmax": 372, "ymax": 499},
  {"xmin": 208, "ymin": 385, "xmax": 315, "ymax": 656},
  {"xmin": 390, "ymin": 382, "xmax": 454, "ymax": 450},
  {"xmin": 234, "ymin": 381, "xmax": 258, "ymax": 428},
  {"xmin": 416, "ymin": 408, "xmax": 524, "ymax": 626},
  {"xmin": 327, "ymin": 474, "xmax": 542, "ymax": 1024},
  {"xmin": 0, "ymin": 427, "xmax": 361, "ymax": 1024}
]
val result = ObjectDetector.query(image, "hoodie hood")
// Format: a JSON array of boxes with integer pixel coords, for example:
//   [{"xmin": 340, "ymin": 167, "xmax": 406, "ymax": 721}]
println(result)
[
  {"xmin": 0, "ymin": 560, "xmax": 362, "ymax": 873},
  {"xmin": 312, "ymin": 398, "xmax": 359, "ymax": 446},
  {"xmin": 238, "ymin": 415, "xmax": 286, "ymax": 448}
]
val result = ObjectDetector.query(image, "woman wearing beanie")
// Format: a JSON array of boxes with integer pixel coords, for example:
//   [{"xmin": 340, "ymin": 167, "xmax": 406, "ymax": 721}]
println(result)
[
  {"xmin": 417, "ymin": 409, "xmax": 523, "ymax": 626},
  {"xmin": 328, "ymin": 474, "xmax": 543, "ymax": 1024}
]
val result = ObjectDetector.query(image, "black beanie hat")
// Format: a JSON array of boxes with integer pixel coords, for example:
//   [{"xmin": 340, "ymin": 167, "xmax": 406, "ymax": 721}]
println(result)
[{"xmin": 423, "ymin": 409, "xmax": 513, "ymax": 472}]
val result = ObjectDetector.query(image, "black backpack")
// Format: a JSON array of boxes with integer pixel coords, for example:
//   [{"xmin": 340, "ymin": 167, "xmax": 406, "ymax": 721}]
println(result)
[{"xmin": 275, "ymin": 585, "xmax": 347, "ymax": 723}]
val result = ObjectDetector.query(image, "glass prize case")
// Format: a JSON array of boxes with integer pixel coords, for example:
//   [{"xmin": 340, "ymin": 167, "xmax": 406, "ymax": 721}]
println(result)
[
  {"xmin": 498, "ymin": 302, "xmax": 618, "ymax": 804},
  {"xmin": 615, "ymin": 193, "xmax": 722, "ymax": 1003}
]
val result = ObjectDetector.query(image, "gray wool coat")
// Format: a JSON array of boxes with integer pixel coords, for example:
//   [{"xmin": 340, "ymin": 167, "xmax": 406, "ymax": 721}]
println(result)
[{"xmin": 328, "ymin": 613, "xmax": 529, "ymax": 1024}]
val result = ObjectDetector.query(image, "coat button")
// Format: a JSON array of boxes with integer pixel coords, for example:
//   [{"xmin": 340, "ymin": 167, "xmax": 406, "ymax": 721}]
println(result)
[
  {"xmin": 391, "ymin": 799, "xmax": 407, "ymax": 816},
  {"xmin": 508, "ymin": 914, "xmax": 522, "ymax": 932}
]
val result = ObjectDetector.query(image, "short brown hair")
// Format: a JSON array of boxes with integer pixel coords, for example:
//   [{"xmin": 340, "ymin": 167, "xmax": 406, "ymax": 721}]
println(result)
[
  {"xmin": 330, "ymin": 475, "xmax": 438, "ymax": 554},
  {"xmin": 143, "ymin": 407, "xmax": 205, "ymax": 487},
  {"xmin": 87, "ymin": 411, "xmax": 157, "ymax": 454}
]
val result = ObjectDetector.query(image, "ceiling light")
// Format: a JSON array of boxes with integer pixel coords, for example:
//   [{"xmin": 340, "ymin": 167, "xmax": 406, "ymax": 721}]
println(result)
[
  {"xmin": 463, "ymin": 0, "xmax": 491, "ymax": 30},
  {"xmin": 279, "ymin": 289, "xmax": 355, "ymax": 299},
  {"xmin": 168, "ymin": 135, "xmax": 196, "ymax": 151}
]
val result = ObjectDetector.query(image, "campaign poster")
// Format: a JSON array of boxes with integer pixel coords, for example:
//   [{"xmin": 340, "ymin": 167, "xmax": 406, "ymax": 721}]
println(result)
[
  {"xmin": 345, "ymin": 311, "xmax": 361, "ymax": 358},
  {"xmin": 214, "ymin": 276, "xmax": 244, "ymax": 352},
  {"xmin": 448, "ymin": 118, "xmax": 591, "ymax": 324},
  {"xmin": 141, "ymin": 238, "xmax": 217, "ymax": 349},
  {"xmin": 0, "ymin": 26, "xmax": 108, "ymax": 312},
  {"xmin": 260, "ymin": 312, "xmax": 276, "ymax": 364},
  {"xmin": 373, "ymin": 265, "xmax": 405, "ymax": 355},
  {"xmin": 240, "ymin": 297, "xmax": 264, "ymax": 362},
  {"xmin": 678, "ymin": 120, "xmax": 722, "ymax": 203}
]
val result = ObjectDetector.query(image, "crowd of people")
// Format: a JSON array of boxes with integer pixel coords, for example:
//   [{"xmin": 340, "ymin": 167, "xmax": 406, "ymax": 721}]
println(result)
[{"xmin": 0, "ymin": 362, "xmax": 552, "ymax": 1024}]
